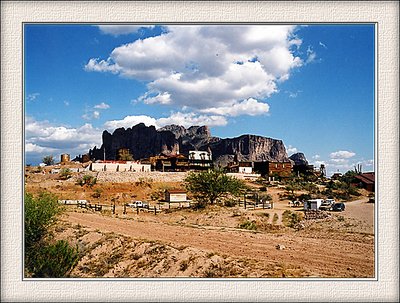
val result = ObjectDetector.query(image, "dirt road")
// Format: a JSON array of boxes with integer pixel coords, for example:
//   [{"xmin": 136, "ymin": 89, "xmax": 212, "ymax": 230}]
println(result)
[{"xmin": 65, "ymin": 211, "xmax": 374, "ymax": 277}]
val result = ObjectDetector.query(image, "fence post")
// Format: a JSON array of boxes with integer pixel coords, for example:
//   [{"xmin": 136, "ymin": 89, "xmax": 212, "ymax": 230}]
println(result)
[
  {"xmin": 136, "ymin": 207, "xmax": 139, "ymax": 215},
  {"xmin": 154, "ymin": 207, "xmax": 156, "ymax": 215},
  {"xmin": 123, "ymin": 204, "xmax": 126, "ymax": 215},
  {"xmin": 112, "ymin": 203, "xmax": 115, "ymax": 214},
  {"xmin": 262, "ymin": 199, "xmax": 265, "ymax": 209}
]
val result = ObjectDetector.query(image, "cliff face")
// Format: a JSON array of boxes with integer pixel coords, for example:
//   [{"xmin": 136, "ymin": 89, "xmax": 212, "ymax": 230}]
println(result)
[
  {"xmin": 210, "ymin": 135, "xmax": 289, "ymax": 167},
  {"xmin": 89, "ymin": 123, "xmax": 179, "ymax": 160},
  {"xmin": 88, "ymin": 123, "xmax": 289, "ymax": 164},
  {"xmin": 289, "ymin": 152, "xmax": 309, "ymax": 166}
]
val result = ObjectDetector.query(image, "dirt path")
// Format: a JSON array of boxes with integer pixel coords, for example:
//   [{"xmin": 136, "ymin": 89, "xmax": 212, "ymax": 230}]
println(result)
[{"xmin": 65, "ymin": 211, "xmax": 374, "ymax": 277}]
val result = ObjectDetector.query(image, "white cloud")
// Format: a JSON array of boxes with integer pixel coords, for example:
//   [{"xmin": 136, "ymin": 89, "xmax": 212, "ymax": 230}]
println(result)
[
  {"xmin": 94, "ymin": 102, "xmax": 110, "ymax": 109},
  {"xmin": 286, "ymin": 90, "xmax": 302, "ymax": 98},
  {"xmin": 25, "ymin": 143, "xmax": 56, "ymax": 153},
  {"xmin": 330, "ymin": 150, "xmax": 356, "ymax": 159},
  {"xmin": 84, "ymin": 58, "xmax": 120, "ymax": 74},
  {"xmin": 286, "ymin": 145, "xmax": 298, "ymax": 155},
  {"xmin": 26, "ymin": 93, "xmax": 40, "ymax": 102},
  {"xmin": 85, "ymin": 25, "xmax": 306, "ymax": 116},
  {"xmin": 157, "ymin": 112, "xmax": 227, "ymax": 128},
  {"xmin": 93, "ymin": 111, "xmax": 100, "ymax": 119},
  {"xmin": 104, "ymin": 115, "xmax": 158, "ymax": 130},
  {"xmin": 103, "ymin": 112, "xmax": 227, "ymax": 132},
  {"xmin": 319, "ymin": 41, "xmax": 328, "ymax": 49},
  {"xmin": 330, "ymin": 158, "xmax": 348, "ymax": 164},
  {"xmin": 305, "ymin": 46, "xmax": 317, "ymax": 64},
  {"xmin": 312, "ymin": 154, "xmax": 320, "ymax": 160},
  {"xmin": 64, "ymin": 100, "xmax": 70, "ymax": 106},
  {"xmin": 25, "ymin": 116, "xmax": 103, "ymax": 163},
  {"xmin": 200, "ymin": 98, "xmax": 269, "ymax": 116},
  {"xmin": 97, "ymin": 25, "xmax": 153, "ymax": 36},
  {"xmin": 313, "ymin": 160, "xmax": 326, "ymax": 166}
]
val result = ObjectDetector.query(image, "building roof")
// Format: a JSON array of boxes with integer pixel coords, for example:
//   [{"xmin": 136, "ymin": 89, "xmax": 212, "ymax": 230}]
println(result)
[
  {"xmin": 354, "ymin": 172, "xmax": 375, "ymax": 184},
  {"xmin": 166, "ymin": 189, "xmax": 187, "ymax": 194}
]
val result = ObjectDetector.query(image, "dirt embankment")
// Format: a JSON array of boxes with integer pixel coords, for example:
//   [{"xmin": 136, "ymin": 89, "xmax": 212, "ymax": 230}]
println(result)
[{"xmin": 57, "ymin": 205, "xmax": 374, "ymax": 278}]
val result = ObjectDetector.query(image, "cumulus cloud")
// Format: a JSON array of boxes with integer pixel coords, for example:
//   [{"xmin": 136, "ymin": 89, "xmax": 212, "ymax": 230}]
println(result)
[
  {"xmin": 97, "ymin": 25, "xmax": 152, "ymax": 36},
  {"xmin": 157, "ymin": 112, "xmax": 227, "ymax": 128},
  {"xmin": 330, "ymin": 150, "xmax": 356, "ymax": 159},
  {"xmin": 286, "ymin": 145, "xmax": 298, "ymax": 155},
  {"xmin": 94, "ymin": 102, "xmax": 110, "ymax": 109},
  {"xmin": 85, "ymin": 25, "xmax": 305, "ymax": 116},
  {"xmin": 199, "ymin": 98, "xmax": 269, "ymax": 116},
  {"xmin": 25, "ymin": 116, "xmax": 103, "ymax": 164},
  {"xmin": 104, "ymin": 112, "xmax": 227, "ymax": 131},
  {"xmin": 104, "ymin": 115, "xmax": 158, "ymax": 130}
]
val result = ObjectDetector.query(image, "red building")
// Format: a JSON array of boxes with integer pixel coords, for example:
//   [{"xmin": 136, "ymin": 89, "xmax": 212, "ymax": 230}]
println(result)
[{"xmin": 354, "ymin": 172, "xmax": 375, "ymax": 192}]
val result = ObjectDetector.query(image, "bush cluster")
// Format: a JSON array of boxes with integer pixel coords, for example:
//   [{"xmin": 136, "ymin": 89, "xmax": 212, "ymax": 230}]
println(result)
[{"xmin": 25, "ymin": 192, "xmax": 78, "ymax": 277}]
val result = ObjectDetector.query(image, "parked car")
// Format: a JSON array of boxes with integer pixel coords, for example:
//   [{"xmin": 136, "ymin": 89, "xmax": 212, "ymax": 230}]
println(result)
[
  {"xmin": 331, "ymin": 202, "xmax": 346, "ymax": 212},
  {"xmin": 319, "ymin": 199, "xmax": 336, "ymax": 210},
  {"xmin": 128, "ymin": 201, "xmax": 144, "ymax": 208}
]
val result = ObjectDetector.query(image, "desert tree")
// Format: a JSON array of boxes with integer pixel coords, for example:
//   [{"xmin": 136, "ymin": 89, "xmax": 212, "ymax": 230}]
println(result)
[
  {"xmin": 184, "ymin": 169, "xmax": 247, "ymax": 208},
  {"xmin": 42, "ymin": 155, "xmax": 55, "ymax": 166}
]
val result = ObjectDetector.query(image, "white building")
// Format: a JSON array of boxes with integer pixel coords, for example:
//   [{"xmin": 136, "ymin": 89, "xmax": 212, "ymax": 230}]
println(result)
[
  {"xmin": 89, "ymin": 161, "xmax": 151, "ymax": 172},
  {"xmin": 303, "ymin": 199, "xmax": 324, "ymax": 210},
  {"xmin": 165, "ymin": 189, "xmax": 187, "ymax": 202}
]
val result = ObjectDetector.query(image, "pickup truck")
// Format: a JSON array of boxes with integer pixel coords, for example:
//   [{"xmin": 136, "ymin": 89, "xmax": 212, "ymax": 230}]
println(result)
[{"xmin": 319, "ymin": 199, "xmax": 336, "ymax": 211}]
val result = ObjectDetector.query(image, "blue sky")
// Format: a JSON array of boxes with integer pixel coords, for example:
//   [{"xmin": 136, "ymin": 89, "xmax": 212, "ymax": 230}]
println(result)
[{"xmin": 24, "ymin": 24, "xmax": 375, "ymax": 176}]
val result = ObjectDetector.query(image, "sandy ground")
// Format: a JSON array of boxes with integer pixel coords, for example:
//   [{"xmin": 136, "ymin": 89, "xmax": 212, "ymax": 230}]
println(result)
[{"xmin": 26, "ymin": 169, "xmax": 375, "ymax": 278}]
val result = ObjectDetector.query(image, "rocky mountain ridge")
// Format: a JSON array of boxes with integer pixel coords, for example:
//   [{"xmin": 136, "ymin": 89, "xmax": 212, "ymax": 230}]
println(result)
[{"xmin": 88, "ymin": 123, "xmax": 291, "ymax": 166}]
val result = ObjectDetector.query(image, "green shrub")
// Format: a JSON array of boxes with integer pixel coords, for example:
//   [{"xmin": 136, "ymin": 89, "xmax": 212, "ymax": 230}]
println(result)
[
  {"xmin": 223, "ymin": 199, "xmax": 237, "ymax": 207},
  {"xmin": 239, "ymin": 220, "xmax": 257, "ymax": 231},
  {"xmin": 27, "ymin": 240, "xmax": 79, "ymax": 278},
  {"xmin": 25, "ymin": 192, "xmax": 78, "ymax": 277},
  {"xmin": 25, "ymin": 192, "xmax": 60, "ymax": 248},
  {"xmin": 282, "ymin": 210, "xmax": 303, "ymax": 228},
  {"xmin": 59, "ymin": 168, "xmax": 72, "ymax": 180},
  {"xmin": 76, "ymin": 175, "xmax": 97, "ymax": 187},
  {"xmin": 92, "ymin": 188, "xmax": 102, "ymax": 198},
  {"xmin": 272, "ymin": 213, "xmax": 279, "ymax": 224}
]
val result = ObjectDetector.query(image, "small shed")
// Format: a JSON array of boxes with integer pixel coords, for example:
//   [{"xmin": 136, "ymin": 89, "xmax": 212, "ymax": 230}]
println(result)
[
  {"xmin": 303, "ymin": 199, "xmax": 324, "ymax": 210},
  {"xmin": 165, "ymin": 189, "xmax": 187, "ymax": 202}
]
